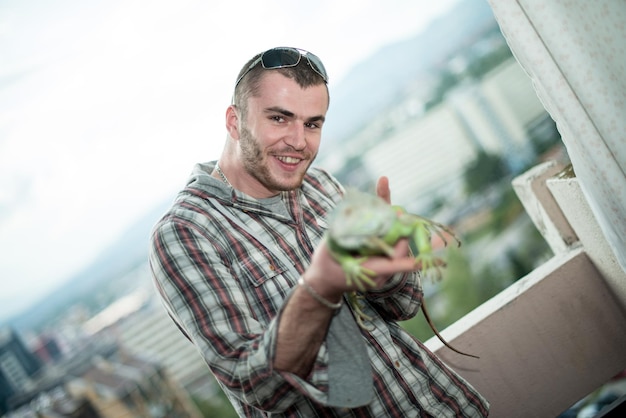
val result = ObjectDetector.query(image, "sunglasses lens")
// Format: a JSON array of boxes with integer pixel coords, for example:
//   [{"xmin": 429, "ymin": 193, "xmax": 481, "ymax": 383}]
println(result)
[
  {"xmin": 261, "ymin": 48, "xmax": 301, "ymax": 69},
  {"xmin": 262, "ymin": 48, "xmax": 328, "ymax": 82},
  {"xmin": 304, "ymin": 52, "xmax": 328, "ymax": 82},
  {"xmin": 235, "ymin": 47, "xmax": 328, "ymax": 89}
]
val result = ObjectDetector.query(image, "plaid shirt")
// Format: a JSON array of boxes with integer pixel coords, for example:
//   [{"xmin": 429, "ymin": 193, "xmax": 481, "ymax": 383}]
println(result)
[{"xmin": 149, "ymin": 162, "xmax": 489, "ymax": 417}]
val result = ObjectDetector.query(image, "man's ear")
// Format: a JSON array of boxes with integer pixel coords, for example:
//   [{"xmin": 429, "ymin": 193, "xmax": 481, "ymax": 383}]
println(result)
[{"xmin": 225, "ymin": 105, "xmax": 240, "ymax": 140}]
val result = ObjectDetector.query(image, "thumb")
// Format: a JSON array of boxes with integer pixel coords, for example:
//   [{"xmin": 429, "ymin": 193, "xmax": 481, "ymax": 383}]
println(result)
[{"xmin": 376, "ymin": 176, "xmax": 391, "ymax": 204}]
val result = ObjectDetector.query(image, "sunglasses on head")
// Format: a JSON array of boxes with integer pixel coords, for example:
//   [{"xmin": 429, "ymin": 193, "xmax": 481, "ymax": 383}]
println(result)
[{"xmin": 234, "ymin": 47, "xmax": 328, "ymax": 88}]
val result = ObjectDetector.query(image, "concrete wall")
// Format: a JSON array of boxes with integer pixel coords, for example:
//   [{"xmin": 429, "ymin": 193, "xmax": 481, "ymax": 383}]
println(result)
[{"xmin": 425, "ymin": 162, "xmax": 626, "ymax": 417}]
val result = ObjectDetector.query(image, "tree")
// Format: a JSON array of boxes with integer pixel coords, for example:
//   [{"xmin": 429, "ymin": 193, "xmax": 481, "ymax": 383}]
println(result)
[{"xmin": 463, "ymin": 151, "xmax": 507, "ymax": 195}]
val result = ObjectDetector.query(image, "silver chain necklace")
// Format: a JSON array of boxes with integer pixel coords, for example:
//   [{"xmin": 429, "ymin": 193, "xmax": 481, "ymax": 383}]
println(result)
[{"xmin": 215, "ymin": 163, "xmax": 233, "ymax": 188}]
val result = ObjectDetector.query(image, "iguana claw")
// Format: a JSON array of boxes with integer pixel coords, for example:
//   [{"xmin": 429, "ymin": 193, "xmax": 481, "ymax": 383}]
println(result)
[{"xmin": 347, "ymin": 292, "xmax": 375, "ymax": 331}]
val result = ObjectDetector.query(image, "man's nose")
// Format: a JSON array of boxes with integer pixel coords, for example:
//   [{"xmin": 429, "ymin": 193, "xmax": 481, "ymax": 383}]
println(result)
[{"xmin": 284, "ymin": 123, "xmax": 306, "ymax": 150}]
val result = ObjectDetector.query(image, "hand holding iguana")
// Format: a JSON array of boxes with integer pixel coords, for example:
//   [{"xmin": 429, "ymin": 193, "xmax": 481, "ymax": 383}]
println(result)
[{"xmin": 322, "ymin": 177, "xmax": 478, "ymax": 358}]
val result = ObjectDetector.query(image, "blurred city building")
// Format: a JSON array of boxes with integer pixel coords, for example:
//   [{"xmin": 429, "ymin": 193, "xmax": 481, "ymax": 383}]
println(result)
[
  {"xmin": 0, "ymin": 328, "xmax": 43, "ymax": 415},
  {"xmin": 83, "ymin": 290, "xmax": 219, "ymax": 401},
  {"xmin": 323, "ymin": 57, "xmax": 554, "ymax": 215},
  {"xmin": 3, "ymin": 333, "xmax": 202, "ymax": 418}
]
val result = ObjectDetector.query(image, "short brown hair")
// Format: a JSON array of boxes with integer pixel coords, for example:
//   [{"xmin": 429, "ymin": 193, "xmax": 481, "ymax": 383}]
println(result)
[{"xmin": 232, "ymin": 53, "xmax": 329, "ymax": 117}]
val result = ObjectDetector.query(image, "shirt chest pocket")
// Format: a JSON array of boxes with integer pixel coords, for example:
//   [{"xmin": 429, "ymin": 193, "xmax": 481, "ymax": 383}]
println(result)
[{"xmin": 235, "ymin": 251, "xmax": 296, "ymax": 324}]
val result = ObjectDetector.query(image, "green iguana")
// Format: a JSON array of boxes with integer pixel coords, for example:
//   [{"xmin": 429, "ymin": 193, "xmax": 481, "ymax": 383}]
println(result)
[{"xmin": 326, "ymin": 189, "xmax": 479, "ymax": 359}]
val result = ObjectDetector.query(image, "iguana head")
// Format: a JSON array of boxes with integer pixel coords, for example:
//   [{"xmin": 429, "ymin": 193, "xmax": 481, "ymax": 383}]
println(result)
[{"xmin": 326, "ymin": 189, "xmax": 396, "ymax": 254}]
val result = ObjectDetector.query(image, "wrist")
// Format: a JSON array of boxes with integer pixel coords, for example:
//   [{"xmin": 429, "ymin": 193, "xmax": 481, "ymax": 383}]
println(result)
[{"xmin": 298, "ymin": 276, "xmax": 343, "ymax": 310}]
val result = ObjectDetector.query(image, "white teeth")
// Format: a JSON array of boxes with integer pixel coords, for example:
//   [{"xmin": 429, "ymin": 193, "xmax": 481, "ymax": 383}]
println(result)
[{"xmin": 278, "ymin": 156, "xmax": 301, "ymax": 164}]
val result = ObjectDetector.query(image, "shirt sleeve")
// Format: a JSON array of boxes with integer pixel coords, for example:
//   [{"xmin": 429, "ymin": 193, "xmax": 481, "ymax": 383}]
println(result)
[
  {"xmin": 365, "ymin": 271, "xmax": 423, "ymax": 321},
  {"xmin": 149, "ymin": 218, "xmax": 334, "ymax": 413}
]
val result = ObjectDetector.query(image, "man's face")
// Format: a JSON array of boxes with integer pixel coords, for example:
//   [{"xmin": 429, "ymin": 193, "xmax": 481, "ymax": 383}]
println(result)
[{"xmin": 235, "ymin": 72, "xmax": 329, "ymax": 198}]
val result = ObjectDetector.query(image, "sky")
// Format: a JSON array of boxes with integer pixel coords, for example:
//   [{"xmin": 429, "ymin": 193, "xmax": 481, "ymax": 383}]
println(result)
[{"xmin": 0, "ymin": 0, "xmax": 460, "ymax": 321}]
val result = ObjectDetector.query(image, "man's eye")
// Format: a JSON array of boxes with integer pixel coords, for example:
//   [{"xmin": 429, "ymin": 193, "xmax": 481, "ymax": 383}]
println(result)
[
  {"xmin": 305, "ymin": 122, "xmax": 320, "ymax": 129},
  {"xmin": 271, "ymin": 115, "xmax": 285, "ymax": 122}
]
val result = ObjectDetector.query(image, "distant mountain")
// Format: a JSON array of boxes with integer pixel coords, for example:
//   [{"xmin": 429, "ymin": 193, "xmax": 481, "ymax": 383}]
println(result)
[
  {"xmin": 5, "ymin": 197, "xmax": 173, "ymax": 332},
  {"xmin": 319, "ymin": 0, "xmax": 497, "ymax": 157},
  {"xmin": 5, "ymin": 0, "xmax": 501, "ymax": 333}
]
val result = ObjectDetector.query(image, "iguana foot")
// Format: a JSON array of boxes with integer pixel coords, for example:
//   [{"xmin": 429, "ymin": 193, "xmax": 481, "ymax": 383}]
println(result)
[
  {"xmin": 415, "ymin": 254, "xmax": 446, "ymax": 282},
  {"xmin": 347, "ymin": 292, "xmax": 375, "ymax": 331},
  {"xmin": 340, "ymin": 256, "xmax": 376, "ymax": 292}
]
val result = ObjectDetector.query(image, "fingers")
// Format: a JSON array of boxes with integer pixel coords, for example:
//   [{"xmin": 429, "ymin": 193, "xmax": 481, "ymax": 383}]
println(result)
[
  {"xmin": 390, "ymin": 238, "xmax": 411, "ymax": 259},
  {"xmin": 308, "ymin": 240, "xmax": 417, "ymax": 293},
  {"xmin": 376, "ymin": 176, "xmax": 391, "ymax": 204},
  {"xmin": 364, "ymin": 255, "xmax": 419, "ymax": 274},
  {"xmin": 357, "ymin": 239, "xmax": 416, "ymax": 287}
]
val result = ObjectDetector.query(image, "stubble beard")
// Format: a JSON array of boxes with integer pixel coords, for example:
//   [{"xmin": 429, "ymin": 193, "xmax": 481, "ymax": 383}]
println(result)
[{"xmin": 239, "ymin": 126, "xmax": 316, "ymax": 193}]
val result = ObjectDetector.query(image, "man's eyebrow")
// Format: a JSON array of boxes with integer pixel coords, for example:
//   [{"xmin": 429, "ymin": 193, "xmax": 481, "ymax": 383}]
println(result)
[
  {"xmin": 308, "ymin": 114, "xmax": 326, "ymax": 124},
  {"xmin": 265, "ymin": 106, "xmax": 294, "ymax": 118},
  {"xmin": 265, "ymin": 106, "xmax": 325, "ymax": 123}
]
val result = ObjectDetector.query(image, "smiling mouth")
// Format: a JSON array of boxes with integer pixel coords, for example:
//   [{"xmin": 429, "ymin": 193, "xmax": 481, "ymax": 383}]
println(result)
[{"xmin": 276, "ymin": 156, "xmax": 303, "ymax": 164}]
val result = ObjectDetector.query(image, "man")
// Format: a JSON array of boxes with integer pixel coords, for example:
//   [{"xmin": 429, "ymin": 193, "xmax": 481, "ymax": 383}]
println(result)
[{"xmin": 149, "ymin": 47, "xmax": 489, "ymax": 417}]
